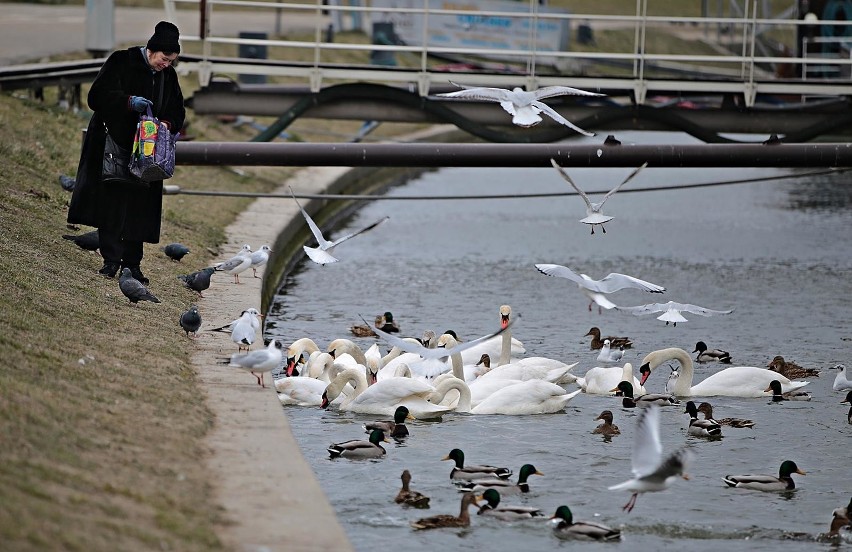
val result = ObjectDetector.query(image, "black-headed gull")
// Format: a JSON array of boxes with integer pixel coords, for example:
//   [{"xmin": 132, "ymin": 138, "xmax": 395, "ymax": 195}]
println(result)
[
  {"xmin": 249, "ymin": 244, "xmax": 272, "ymax": 278},
  {"xmin": 364, "ymin": 315, "xmax": 511, "ymax": 380},
  {"xmin": 535, "ymin": 263, "xmax": 666, "ymax": 314},
  {"xmin": 289, "ymin": 187, "xmax": 389, "ymax": 265},
  {"xmin": 550, "ymin": 159, "xmax": 647, "ymax": 234},
  {"xmin": 608, "ymin": 404, "xmax": 693, "ymax": 512},
  {"xmin": 213, "ymin": 244, "xmax": 253, "ymax": 284},
  {"xmin": 225, "ymin": 338, "xmax": 282, "ymax": 388},
  {"xmin": 617, "ymin": 301, "xmax": 733, "ymax": 326},
  {"xmin": 597, "ymin": 339, "xmax": 624, "ymax": 363},
  {"xmin": 436, "ymin": 81, "xmax": 604, "ymax": 135}
]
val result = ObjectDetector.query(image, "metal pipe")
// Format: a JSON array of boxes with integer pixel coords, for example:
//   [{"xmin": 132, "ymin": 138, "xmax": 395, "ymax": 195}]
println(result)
[{"xmin": 175, "ymin": 141, "xmax": 852, "ymax": 167}]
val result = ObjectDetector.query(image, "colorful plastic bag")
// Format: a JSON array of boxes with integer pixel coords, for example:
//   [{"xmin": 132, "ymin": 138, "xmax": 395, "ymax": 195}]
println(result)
[{"xmin": 130, "ymin": 106, "xmax": 177, "ymax": 182}]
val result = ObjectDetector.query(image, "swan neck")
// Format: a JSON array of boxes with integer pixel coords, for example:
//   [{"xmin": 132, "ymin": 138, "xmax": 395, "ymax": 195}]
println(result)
[
  {"xmin": 499, "ymin": 330, "xmax": 511, "ymax": 366},
  {"xmin": 433, "ymin": 377, "xmax": 471, "ymax": 413},
  {"xmin": 451, "ymin": 353, "xmax": 465, "ymax": 380}
]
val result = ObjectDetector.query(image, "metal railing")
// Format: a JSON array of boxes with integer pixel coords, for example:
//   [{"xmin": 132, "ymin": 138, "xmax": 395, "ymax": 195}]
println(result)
[{"xmin": 166, "ymin": 0, "xmax": 852, "ymax": 106}]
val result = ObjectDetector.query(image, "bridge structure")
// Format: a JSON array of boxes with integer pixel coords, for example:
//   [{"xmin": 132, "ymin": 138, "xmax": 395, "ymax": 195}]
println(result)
[{"xmin": 3, "ymin": 0, "xmax": 852, "ymax": 144}]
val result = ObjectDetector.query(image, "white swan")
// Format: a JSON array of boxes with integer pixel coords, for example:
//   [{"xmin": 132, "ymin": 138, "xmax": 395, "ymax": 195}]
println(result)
[
  {"xmin": 276, "ymin": 361, "xmax": 349, "ymax": 406},
  {"xmin": 321, "ymin": 367, "xmax": 452, "ymax": 419},
  {"xmin": 639, "ymin": 348, "xmax": 810, "ymax": 398},
  {"xmin": 576, "ymin": 362, "xmax": 646, "ymax": 395},
  {"xmin": 453, "ymin": 305, "xmax": 525, "ymax": 366},
  {"xmin": 470, "ymin": 380, "xmax": 582, "ymax": 415},
  {"xmin": 285, "ymin": 337, "xmax": 321, "ymax": 375}
]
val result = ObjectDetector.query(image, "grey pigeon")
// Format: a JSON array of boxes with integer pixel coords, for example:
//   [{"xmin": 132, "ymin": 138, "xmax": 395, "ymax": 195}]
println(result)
[
  {"xmin": 178, "ymin": 267, "xmax": 215, "ymax": 296},
  {"xmin": 59, "ymin": 174, "xmax": 76, "ymax": 192},
  {"xmin": 162, "ymin": 243, "xmax": 191, "ymax": 262},
  {"xmin": 62, "ymin": 230, "xmax": 99, "ymax": 252},
  {"xmin": 180, "ymin": 305, "xmax": 202, "ymax": 338},
  {"xmin": 119, "ymin": 268, "xmax": 160, "ymax": 306}
]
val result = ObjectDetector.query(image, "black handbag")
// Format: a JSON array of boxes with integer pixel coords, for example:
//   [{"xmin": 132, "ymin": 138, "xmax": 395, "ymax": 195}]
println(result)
[{"xmin": 102, "ymin": 127, "xmax": 140, "ymax": 184}]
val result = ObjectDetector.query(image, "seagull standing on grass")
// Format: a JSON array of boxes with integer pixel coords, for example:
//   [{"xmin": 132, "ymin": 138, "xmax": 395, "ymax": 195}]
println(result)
[
  {"xmin": 617, "ymin": 301, "xmax": 733, "ymax": 326},
  {"xmin": 435, "ymin": 81, "xmax": 604, "ymax": 135},
  {"xmin": 550, "ymin": 159, "xmax": 647, "ymax": 234},
  {"xmin": 224, "ymin": 339, "xmax": 282, "ymax": 388},
  {"xmin": 289, "ymin": 187, "xmax": 389, "ymax": 265},
  {"xmin": 608, "ymin": 404, "xmax": 693, "ymax": 512},
  {"xmin": 535, "ymin": 263, "xmax": 666, "ymax": 314}
]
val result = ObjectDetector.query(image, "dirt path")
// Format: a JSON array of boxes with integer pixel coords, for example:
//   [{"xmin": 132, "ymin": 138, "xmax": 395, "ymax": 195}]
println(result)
[{"xmin": 192, "ymin": 166, "xmax": 354, "ymax": 552}]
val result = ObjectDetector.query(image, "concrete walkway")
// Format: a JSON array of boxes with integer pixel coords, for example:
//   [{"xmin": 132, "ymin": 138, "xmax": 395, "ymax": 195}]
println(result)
[{"xmin": 193, "ymin": 166, "xmax": 354, "ymax": 552}]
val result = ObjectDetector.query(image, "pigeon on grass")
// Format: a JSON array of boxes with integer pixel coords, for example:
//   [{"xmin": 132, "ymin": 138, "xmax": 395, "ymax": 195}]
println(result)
[{"xmin": 118, "ymin": 268, "xmax": 160, "ymax": 307}]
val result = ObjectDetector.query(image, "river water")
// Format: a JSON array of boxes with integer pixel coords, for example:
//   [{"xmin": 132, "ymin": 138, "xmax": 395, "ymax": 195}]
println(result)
[{"xmin": 266, "ymin": 131, "xmax": 851, "ymax": 551}]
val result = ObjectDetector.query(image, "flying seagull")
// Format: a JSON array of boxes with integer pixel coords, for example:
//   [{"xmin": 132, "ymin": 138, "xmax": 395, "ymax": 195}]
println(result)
[
  {"xmin": 550, "ymin": 159, "xmax": 647, "ymax": 234},
  {"xmin": 436, "ymin": 81, "xmax": 604, "ymax": 136},
  {"xmin": 289, "ymin": 186, "xmax": 389, "ymax": 265},
  {"xmin": 535, "ymin": 263, "xmax": 666, "ymax": 314},
  {"xmin": 608, "ymin": 404, "xmax": 693, "ymax": 512},
  {"xmin": 616, "ymin": 301, "xmax": 733, "ymax": 326}
]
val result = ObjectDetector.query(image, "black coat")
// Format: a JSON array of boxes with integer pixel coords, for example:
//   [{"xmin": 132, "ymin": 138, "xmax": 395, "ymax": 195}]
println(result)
[{"xmin": 68, "ymin": 47, "xmax": 185, "ymax": 243}]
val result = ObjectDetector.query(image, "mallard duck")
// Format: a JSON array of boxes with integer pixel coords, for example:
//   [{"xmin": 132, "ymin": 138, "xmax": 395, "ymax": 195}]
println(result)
[
  {"xmin": 395, "ymin": 470, "xmax": 430, "ymax": 509},
  {"xmin": 550, "ymin": 505, "xmax": 621, "ymax": 541},
  {"xmin": 592, "ymin": 410, "xmax": 620, "ymax": 436},
  {"xmin": 327, "ymin": 429, "xmax": 388, "ymax": 459},
  {"xmin": 442, "ymin": 448, "xmax": 512, "ymax": 482},
  {"xmin": 696, "ymin": 402, "xmax": 754, "ymax": 428},
  {"xmin": 459, "ymin": 463, "xmax": 543, "ymax": 495},
  {"xmin": 584, "ymin": 327, "xmax": 632, "ymax": 350},
  {"xmin": 817, "ymin": 510, "xmax": 852, "ymax": 542},
  {"xmin": 693, "ymin": 341, "xmax": 732, "ymax": 363},
  {"xmin": 842, "ymin": 391, "xmax": 852, "ymax": 424},
  {"xmin": 766, "ymin": 379, "xmax": 812, "ymax": 402},
  {"xmin": 683, "ymin": 401, "xmax": 722, "ymax": 437},
  {"xmin": 723, "ymin": 460, "xmax": 805, "ymax": 491},
  {"xmin": 475, "ymin": 489, "xmax": 544, "ymax": 521},
  {"xmin": 364, "ymin": 405, "xmax": 412, "ymax": 439},
  {"xmin": 834, "ymin": 364, "xmax": 852, "ymax": 391},
  {"xmin": 767, "ymin": 355, "xmax": 819, "ymax": 379},
  {"xmin": 409, "ymin": 492, "xmax": 479, "ymax": 530},
  {"xmin": 349, "ymin": 314, "xmax": 383, "ymax": 338},
  {"xmin": 377, "ymin": 311, "xmax": 400, "ymax": 333},
  {"xmin": 613, "ymin": 381, "xmax": 680, "ymax": 408}
]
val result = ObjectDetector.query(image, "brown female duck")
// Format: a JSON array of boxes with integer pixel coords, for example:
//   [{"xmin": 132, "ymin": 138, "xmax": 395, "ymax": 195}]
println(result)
[
  {"xmin": 767, "ymin": 355, "xmax": 819, "ymax": 379},
  {"xmin": 409, "ymin": 492, "xmax": 479, "ymax": 530},
  {"xmin": 592, "ymin": 410, "xmax": 620, "ymax": 436},
  {"xmin": 584, "ymin": 327, "xmax": 632, "ymax": 350},
  {"xmin": 395, "ymin": 470, "xmax": 430, "ymax": 509}
]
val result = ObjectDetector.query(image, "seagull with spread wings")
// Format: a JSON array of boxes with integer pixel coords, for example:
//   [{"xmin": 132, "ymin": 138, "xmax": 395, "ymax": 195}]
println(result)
[
  {"xmin": 608, "ymin": 404, "xmax": 694, "ymax": 512},
  {"xmin": 617, "ymin": 301, "xmax": 733, "ymax": 326},
  {"xmin": 535, "ymin": 263, "xmax": 666, "ymax": 314},
  {"xmin": 289, "ymin": 187, "xmax": 388, "ymax": 265},
  {"xmin": 551, "ymin": 159, "xmax": 647, "ymax": 234},
  {"xmin": 436, "ymin": 82, "xmax": 604, "ymax": 136}
]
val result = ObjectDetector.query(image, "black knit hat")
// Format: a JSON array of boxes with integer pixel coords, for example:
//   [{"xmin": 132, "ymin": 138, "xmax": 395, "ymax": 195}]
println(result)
[{"xmin": 147, "ymin": 21, "xmax": 181, "ymax": 54}]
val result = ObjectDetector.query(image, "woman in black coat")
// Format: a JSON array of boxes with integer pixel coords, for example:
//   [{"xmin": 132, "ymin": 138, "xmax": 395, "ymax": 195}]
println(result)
[{"xmin": 68, "ymin": 21, "xmax": 185, "ymax": 285}]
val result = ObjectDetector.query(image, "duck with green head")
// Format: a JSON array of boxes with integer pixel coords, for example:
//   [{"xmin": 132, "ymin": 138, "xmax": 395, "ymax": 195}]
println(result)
[
  {"xmin": 613, "ymin": 380, "xmax": 680, "ymax": 408},
  {"xmin": 364, "ymin": 405, "xmax": 412, "ymax": 439},
  {"xmin": 766, "ymin": 379, "xmax": 812, "ymax": 402},
  {"xmin": 328, "ymin": 429, "xmax": 388, "ymax": 459},
  {"xmin": 460, "ymin": 463, "xmax": 543, "ymax": 495},
  {"xmin": 442, "ymin": 448, "xmax": 512, "ymax": 481},
  {"xmin": 723, "ymin": 460, "xmax": 805, "ymax": 491},
  {"xmin": 475, "ymin": 489, "xmax": 543, "ymax": 521},
  {"xmin": 550, "ymin": 505, "xmax": 621, "ymax": 541}
]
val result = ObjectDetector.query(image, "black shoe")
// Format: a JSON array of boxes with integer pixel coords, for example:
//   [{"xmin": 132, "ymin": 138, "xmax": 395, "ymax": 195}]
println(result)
[
  {"xmin": 122, "ymin": 265, "xmax": 149, "ymax": 286},
  {"xmin": 98, "ymin": 262, "xmax": 120, "ymax": 278}
]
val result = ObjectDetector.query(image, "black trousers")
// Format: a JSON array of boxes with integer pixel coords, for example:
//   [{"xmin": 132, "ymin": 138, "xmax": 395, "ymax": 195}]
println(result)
[{"xmin": 98, "ymin": 227, "xmax": 143, "ymax": 267}]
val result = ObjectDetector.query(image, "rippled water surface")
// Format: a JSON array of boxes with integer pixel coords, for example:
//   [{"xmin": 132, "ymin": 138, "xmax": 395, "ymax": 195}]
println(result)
[{"xmin": 266, "ymin": 132, "xmax": 851, "ymax": 551}]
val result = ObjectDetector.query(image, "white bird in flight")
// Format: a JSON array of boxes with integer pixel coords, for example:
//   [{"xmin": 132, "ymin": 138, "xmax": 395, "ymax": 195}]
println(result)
[
  {"xmin": 289, "ymin": 187, "xmax": 389, "ymax": 265},
  {"xmin": 608, "ymin": 404, "xmax": 693, "ymax": 512},
  {"xmin": 436, "ymin": 81, "xmax": 604, "ymax": 136},
  {"xmin": 616, "ymin": 301, "xmax": 733, "ymax": 326},
  {"xmin": 535, "ymin": 263, "xmax": 666, "ymax": 314},
  {"xmin": 551, "ymin": 159, "xmax": 647, "ymax": 235}
]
